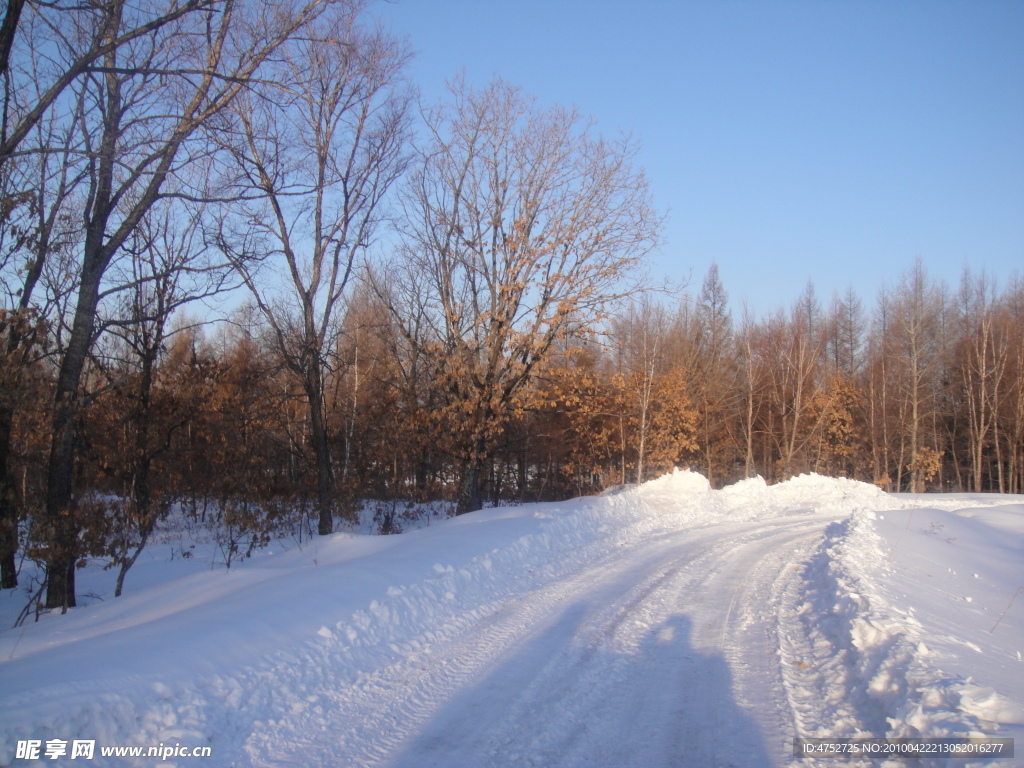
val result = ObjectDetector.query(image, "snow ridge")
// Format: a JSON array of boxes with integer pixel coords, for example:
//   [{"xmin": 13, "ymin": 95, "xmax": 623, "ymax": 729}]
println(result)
[
  {"xmin": 778, "ymin": 515, "xmax": 920, "ymax": 740},
  {"xmin": 779, "ymin": 498, "xmax": 1024, "ymax": 767}
]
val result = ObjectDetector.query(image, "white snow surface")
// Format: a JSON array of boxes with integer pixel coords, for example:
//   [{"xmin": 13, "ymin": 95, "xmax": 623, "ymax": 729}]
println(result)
[{"xmin": 1, "ymin": 471, "xmax": 1022, "ymax": 767}]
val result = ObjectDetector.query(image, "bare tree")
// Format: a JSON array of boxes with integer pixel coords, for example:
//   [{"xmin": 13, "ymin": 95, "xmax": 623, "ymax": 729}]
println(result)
[
  {"xmin": 0, "ymin": 82, "xmax": 86, "ymax": 588},
  {"xmin": 758, "ymin": 283, "xmax": 827, "ymax": 478},
  {"xmin": 1, "ymin": 0, "xmax": 232, "ymax": 168},
  {"xmin": 888, "ymin": 259, "xmax": 944, "ymax": 492},
  {"xmin": 610, "ymin": 299, "xmax": 664, "ymax": 483},
  {"xmin": 735, "ymin": 303, "xmax": 764, "ymax": 479},
  {"xmin": 379, "ymin": 76, "xmax": 662, "ymax": 513},
  {"xmin": 98, "ymin": 198, "xmax": 229, "ymax": 596},
  {"xmin": 1004, "ymin": 275, "xmax": 1024, "ymax": 493},
  {"xmin": 609, "ymin": 298, "xmax": 696, "ymax": 484},
  {"xmin": 827, "ymin": 286, "xmax": 865, "ymax": 378},
  {"xmin": 956, "ymin": 269, "xmax": 1010, "ymax": 492},
  {"xmin": 217, "ymin": 5, "xmax": 411, "ymax": 535},
  {"xmin": 32, "ymin": 0, "xmax": 340, "ymax": 610},
  {"xmin": 692, "ymin": 263, "xmax": 735, "ymax": 485}
]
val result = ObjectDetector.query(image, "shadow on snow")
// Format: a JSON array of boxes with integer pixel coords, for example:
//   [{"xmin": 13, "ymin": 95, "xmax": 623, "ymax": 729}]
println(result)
[{"xmin": 387, "ymin": 606, "xmax": 772, "ymax": 768}]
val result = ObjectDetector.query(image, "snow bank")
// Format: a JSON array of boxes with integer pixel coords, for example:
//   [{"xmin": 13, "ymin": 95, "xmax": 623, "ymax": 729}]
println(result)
[
  {"xmin": 779, "ymin": 492, "xmax": 1024, "ymax": 764},
  {"xmin": 0, "ymin": 475, "xmax": 713, "ymax": 766},
  {"xmin": 640, "ymin": 469, "xmax": 889, "ymax": 525}
]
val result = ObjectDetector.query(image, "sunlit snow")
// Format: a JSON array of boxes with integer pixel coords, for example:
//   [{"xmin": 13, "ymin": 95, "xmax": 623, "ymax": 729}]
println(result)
[{"xmin": 1, "ymin": 472, "xmax": 1021, "ymax": 767}]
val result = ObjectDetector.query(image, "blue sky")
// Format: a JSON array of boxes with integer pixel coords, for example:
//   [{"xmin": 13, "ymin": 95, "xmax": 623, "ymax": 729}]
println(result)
[{"xmin": 371, "ymin": 0, "xmax": 1023, "ymax": 317}]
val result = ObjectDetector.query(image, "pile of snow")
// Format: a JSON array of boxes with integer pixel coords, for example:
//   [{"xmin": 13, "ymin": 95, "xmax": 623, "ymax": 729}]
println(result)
[{"xmin": 639, "ymin": 469, "xmax": 890, "ymax": 525}]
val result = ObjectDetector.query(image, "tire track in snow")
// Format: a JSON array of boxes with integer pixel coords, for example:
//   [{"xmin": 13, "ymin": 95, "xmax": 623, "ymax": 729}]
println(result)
[
  {"xmin": 718, "ymin": 519, "xmax": 839, "ymax": 766},
  {"xmin": 245, "ymin": 529, "xmax": 715, "ymax": 767},
  {"xmin": 688, "ymin": 516, "xmax": 837, "ymax": 767},
  {"xmin": 247, "ymin": 514, "xmax": 837, "ymax": 768}
]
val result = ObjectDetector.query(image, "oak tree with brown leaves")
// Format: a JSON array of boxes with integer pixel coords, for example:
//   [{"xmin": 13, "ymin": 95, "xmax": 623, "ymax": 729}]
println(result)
[{"xmin": 379, "ymin": 76, "xmax": 662, "ymax": 513}]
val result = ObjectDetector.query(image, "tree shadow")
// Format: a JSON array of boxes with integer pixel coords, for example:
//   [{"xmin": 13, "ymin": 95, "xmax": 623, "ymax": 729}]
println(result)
[{"xmin": 386, "ymin": 607, "xmax": 774, "ymax": 768}]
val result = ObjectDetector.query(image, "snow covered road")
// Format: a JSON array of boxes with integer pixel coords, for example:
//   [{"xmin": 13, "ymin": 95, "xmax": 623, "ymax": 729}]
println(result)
[
  {"xmin": 2, "ymin": 472, "xmax": 1022, "ymax": 767},
  {"xmin": 268, "ymin": 515, "xmax": 832, "ymax": 768}
]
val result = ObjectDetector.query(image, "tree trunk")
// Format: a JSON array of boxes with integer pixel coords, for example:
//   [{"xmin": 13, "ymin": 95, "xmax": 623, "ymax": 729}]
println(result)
[
  {"xmin": 114, "ymin": 347, "xmax": 157, "ymax": 597},
  {"xmin": 0, "ymin": 402, "xmax": 18, "ymax": 588},
  {"xmin": 744, "ymin": 335, "xmax": 755, "ymax": 479},
  {"xmin": 0, "ymin": 0, "xmax": 26, "ymax": 79},
  {"xmin": 456, "ymin": 433, "xmax": 487, "ymax": 515},
  {"xmin": 44, "ymin": 3, "xmax": 126, "ymax": 610},
  {"xmin": 343, "ymin": 338, "xmax": 358, "ymax": 483},
  {"xmin": 307, "ymin": 369, "xmax": 335, "ymax": 535},
  {"xmin": 44, "ymin": 263, "xmax": 107, "ymax": 609},
  {"xmin": 457, "ymin": 460, "xmax": 484, "ymax": 515}
]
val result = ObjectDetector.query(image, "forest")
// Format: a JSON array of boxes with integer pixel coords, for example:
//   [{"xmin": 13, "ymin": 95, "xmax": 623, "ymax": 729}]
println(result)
[{"xmin": 1, "ymin": 0, "xmax": 1022, "ymax": 612}]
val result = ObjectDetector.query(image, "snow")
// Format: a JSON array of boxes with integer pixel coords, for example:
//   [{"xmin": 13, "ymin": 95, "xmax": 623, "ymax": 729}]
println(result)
[{"xmin": 1, "ymin": 471, "xmax": 1021, "ymax": 767}]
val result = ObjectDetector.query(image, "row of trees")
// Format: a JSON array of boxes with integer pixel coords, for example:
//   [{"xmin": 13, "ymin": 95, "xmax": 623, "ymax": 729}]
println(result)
[
  {"xmin": 1, "ymin": 1, "xmax": 1021, "ymax": 613},
  {"xmin": 0, "ymin": 0, "xmax": 661, "ymax": 609},
  {"xmin": 671, "ymin": 261, "xmax": 1024, "ymax": 496},
  {"xmin": 5, "ymin": 254, "xmax": 1022, "ymax": 600}
]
